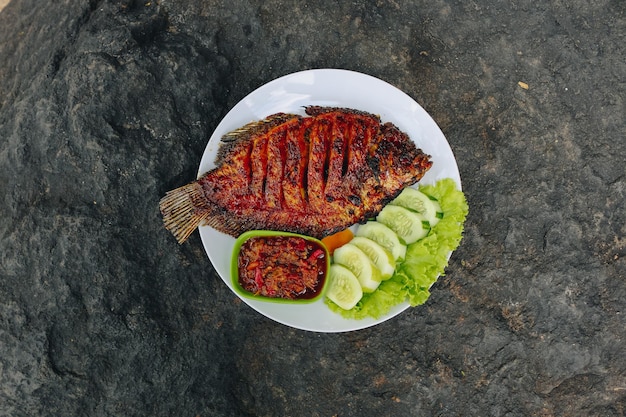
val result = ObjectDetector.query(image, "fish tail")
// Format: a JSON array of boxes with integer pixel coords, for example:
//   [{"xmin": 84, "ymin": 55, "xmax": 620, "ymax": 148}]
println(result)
[{"xmin": 159, "ymin": 181, "xmax": 210, "ymax": 244}]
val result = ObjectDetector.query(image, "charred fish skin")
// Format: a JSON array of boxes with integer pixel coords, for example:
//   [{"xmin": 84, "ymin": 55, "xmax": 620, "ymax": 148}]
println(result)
[{"xmin": 159, "ymin": 107, "xmax": 432, "ymax": 244}]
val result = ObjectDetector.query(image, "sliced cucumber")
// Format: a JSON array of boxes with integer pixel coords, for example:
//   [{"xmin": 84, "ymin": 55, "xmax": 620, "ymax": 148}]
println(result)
[
  {"xmin": 326, "ymin": 264, "xmax": 363, "ymax": 310},
  {"xmin": 390, "ymin": 187, "xmax": 443, "ymax": 227},
  {"xmin": 430, "ymin": 198, "xmax": 444, "ymax": 226},
  {"xmin": 350, "ymin": 236, "xmax": 396, "ymax": 280},
  {"xmin": 356, "ymin": 221, "xmax": 407, "ymax": 261},
  {"xmin": 376, "ymin": 205, "xmax": 429, "ymax": 245},
  {"xmin": 333, "ymin": 243, "xmax": 382, "ymax": 293}
]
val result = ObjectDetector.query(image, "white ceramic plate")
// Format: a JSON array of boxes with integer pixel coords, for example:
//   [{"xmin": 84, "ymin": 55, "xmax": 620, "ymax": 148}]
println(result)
[{"xmin": 198, "ymin": 69, "xmax": 461, "ymax": 333}]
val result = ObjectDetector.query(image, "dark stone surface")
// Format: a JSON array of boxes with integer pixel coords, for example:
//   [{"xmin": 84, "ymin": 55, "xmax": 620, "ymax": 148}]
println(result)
[{"xmin": 1, "ymin": 0, "xmax": 624, "ymax": 415}]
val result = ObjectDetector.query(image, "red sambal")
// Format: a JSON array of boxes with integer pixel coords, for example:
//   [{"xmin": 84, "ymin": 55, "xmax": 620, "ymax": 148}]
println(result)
[{"xmin": 237, "ymin": 235, "xmax": 328, "ymax": 300}]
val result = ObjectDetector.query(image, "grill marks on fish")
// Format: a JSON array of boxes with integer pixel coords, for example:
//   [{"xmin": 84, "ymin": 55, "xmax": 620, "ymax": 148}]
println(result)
[
  {"xmin": 227, "ymin": 112, "xmax": 377, "ymax": 212},
  {"xmin": 283, "ymin": 124, "xmax": 307, "ymax": 211},
  {"xmin": 160, "ymin": 106, "xmax": 432, "ymax": 243},
  {"xmin": 264, "ymin": 126, "xmax": 285, "ymax": 208},
  {"xmin": 308, "ymin": 118, "xmax": 330, "ymax": 211}
]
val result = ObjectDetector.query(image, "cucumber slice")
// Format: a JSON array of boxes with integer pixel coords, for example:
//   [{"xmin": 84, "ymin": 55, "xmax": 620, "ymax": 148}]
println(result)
[
  {"xmin": 376, "ymin": 205, "xmax": 429, "ymax": 245},
  {"xmin": 390, "ymin": 187, "xmax": 443, "ymax": 227},
  {"xmin": 356, "ymin": 221, "xmax": 407, "ymax": 261},
  {"xmin": 350, "ymin": 236, "xmax": 396, "ymax": 280},
  {"xmin": 326, "ymin": 264, "xmax": 363, "ymax": 310},
  {"xmin": 333, "ymin": 243, "xmax": 382, "ymax": 293}
]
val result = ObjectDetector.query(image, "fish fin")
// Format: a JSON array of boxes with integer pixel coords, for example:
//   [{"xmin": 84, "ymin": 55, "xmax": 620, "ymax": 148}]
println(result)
[
  {"xmin": 202, "ymin": 213, "xmax": 250, "ymax": 237},
  {"xmin": 216, "ymin": 113, "xmax": 301, "ymax": 166},
  {"xmin": 159, "ymin": 181, "xmax": 211, "ymax": 244},
  {"xmin": 304, "ymin": 106, "xmax": 380, "ymax": 120}
]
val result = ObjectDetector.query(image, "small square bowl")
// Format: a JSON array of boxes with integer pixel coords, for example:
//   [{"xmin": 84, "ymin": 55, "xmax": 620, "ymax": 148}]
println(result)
[{"xmin": 231, "ymin": 230, "xmax": 330, "ymax": 304}]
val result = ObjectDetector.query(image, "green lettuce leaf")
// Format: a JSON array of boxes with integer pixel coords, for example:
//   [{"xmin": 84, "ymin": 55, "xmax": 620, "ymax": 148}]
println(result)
[{"xmin": 326, "ymin": 178, "xmax": 468, "ymax": 319}]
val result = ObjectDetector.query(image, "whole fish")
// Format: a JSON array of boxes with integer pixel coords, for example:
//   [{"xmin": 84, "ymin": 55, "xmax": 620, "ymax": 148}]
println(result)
[{"xmin": 160, "ymin": 106, "xmax": 432, "ymax": 243}]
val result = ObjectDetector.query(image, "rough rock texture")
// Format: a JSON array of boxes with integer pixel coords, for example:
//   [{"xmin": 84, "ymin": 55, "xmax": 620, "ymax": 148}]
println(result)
[{"xmin": 1, "ymin": 0, "xmax": 625, "ymax": 416}]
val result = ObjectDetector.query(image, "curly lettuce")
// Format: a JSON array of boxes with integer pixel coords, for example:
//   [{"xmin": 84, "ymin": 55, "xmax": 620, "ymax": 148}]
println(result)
[{"xmin": 326, "ymin": 178, "xmax": 469, "ymax": 319}]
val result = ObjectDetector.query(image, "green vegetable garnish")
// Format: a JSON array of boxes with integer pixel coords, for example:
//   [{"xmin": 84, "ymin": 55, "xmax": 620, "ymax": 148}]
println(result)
[{"xmin": 325, "ymin": 178, "xmax": 469, "ymax": 319}]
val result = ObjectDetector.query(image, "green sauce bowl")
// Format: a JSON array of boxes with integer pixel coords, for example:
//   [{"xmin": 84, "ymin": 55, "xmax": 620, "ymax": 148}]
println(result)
[{"xmin": 230, "ymin": 230, "xmax": 330, "ymax": 304}]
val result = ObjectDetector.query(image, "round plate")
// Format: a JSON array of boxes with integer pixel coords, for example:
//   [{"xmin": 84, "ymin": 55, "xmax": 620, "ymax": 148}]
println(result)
[{"xmin": 198, "ymin": 69, "xmax": 461, "ymax": 333}]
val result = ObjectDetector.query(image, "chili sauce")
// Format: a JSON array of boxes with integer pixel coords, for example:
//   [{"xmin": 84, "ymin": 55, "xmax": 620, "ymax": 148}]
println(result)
[{"xmin": 237, "ymin": 235, "xmax": 328, "ymax": 300}]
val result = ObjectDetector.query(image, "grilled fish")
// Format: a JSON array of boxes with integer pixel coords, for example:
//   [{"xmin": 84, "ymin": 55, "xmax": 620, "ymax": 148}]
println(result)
[{"xmin": 160, "ymin": 106, "xmax": 432, "ymax": 243}]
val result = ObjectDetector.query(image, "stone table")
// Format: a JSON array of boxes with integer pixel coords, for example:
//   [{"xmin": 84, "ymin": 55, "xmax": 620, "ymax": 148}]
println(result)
[{"xmin": 1, "ymin": 0, "xmax": 624, "ymax": 415}]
